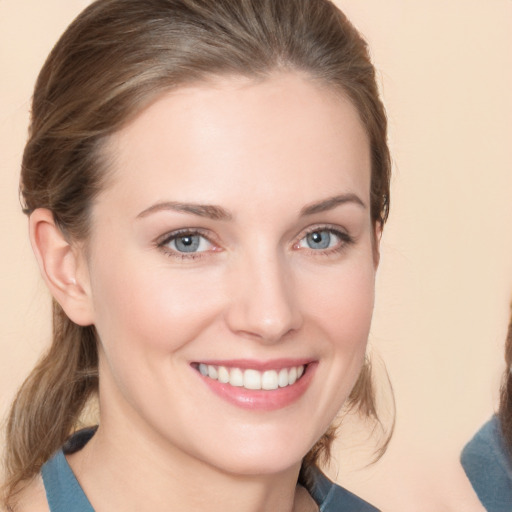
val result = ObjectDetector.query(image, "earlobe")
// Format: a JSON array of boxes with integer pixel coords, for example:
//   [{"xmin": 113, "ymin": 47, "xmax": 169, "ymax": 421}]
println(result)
[{"xmin": 29, "ymin": 208, "xmax": 94, "ymax": 326}]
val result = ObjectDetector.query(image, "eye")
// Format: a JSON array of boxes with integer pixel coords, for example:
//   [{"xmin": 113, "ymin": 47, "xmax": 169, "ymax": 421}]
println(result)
[
  {"xmin": 158, "ymin": 230, "xmax": 215, "ymax": 256},
  {"xmin": 295, "ymin": 228, "xmax": 352, "ymax": 252}
]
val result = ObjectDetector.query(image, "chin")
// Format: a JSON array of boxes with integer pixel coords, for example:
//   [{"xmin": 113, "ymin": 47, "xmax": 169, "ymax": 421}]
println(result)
[
  {"xmin": 208, "ymin": 452, "xmax": 304, "ymax": 477},
  {"xmin": 191, "ymin": 429, "xmax": 317, "ymax": 477}
]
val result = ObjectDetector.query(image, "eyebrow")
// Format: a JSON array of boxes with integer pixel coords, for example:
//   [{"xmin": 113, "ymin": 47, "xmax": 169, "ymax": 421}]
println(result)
[
  {"xmin": 300, "ymin": 193, "xmax": 366, "ymax": 216},
  {"xmin": 136, "ymin": 201, "xmax": 232, "ymax": 221},
  {"xmin": 136, "ymin": 193, "xmax": 365, "ymax": 221}
]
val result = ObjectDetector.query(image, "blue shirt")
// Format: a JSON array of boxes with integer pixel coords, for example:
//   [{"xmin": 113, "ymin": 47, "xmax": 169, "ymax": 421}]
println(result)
[
  {"xmin": 461, "ymin": 415, "xmax": 512, "ymax": 512},
  {"xmin": 41, "ymin": 428, "xmax": 379, "ymax": 511}
]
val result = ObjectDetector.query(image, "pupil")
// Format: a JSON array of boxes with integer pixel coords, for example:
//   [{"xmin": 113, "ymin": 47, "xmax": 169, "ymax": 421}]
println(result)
[
  {"xmin": 181, "ymin": 236, "xmax": 193, "ymax": 246},
  {"xmin": 312, "ymin": 232, "xmax": 322, "ymax": 243}
]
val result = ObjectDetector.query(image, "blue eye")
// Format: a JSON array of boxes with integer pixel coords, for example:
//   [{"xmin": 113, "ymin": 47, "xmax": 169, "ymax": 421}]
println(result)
[
  {"xmin": 297, "ymin": 228, "xmax": 348, "ymax": 251},
  {"xmin": 162, "ymin": 232, "xmax": 213, "ymax": 254}
]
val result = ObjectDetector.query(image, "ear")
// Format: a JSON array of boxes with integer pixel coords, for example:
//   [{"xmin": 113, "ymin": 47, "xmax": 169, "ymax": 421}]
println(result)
[{"xmin": 29, "ymin": 208, "xmax": 94, "ymax": 326}]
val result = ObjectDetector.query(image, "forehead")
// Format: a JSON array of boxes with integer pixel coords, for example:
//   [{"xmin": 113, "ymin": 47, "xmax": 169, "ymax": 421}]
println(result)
[{"xmin": 98, "ymin": 72, "xmax": 371, "ymax": 215}]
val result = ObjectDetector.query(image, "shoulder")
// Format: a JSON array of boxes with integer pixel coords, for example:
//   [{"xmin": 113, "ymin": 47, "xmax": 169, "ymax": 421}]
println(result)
[
  {"xmin": 461, "ymin": 415, "xmax": 512, "ymax": 511},
  {"xmin": 461, "ymin": 416, "xmax": 512, "ymax": 473},
  {"xmin": 302, "ymin": 465, "xmax": 380, "ymax": 512},
  {"xmin": 4, "ymin": 475, "xmax": 49, "ymax": 512}
]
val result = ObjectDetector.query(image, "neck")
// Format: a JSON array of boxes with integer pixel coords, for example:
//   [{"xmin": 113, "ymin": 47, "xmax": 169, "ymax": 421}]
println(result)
[{"xmin": 67, "ymin": 421, "xmax": 309, "ymax": 512}]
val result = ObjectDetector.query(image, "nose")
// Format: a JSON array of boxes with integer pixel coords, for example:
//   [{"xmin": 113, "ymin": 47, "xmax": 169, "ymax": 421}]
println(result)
[{"xmin": 224, "ymin": 251, "xmax": 303, "ymax": 343}]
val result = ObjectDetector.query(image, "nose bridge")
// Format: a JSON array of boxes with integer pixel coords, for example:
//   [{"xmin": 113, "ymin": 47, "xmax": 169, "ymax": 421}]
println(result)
[{"xmin": 226, "ymin": 245, "xmax": 302, "ymax": 342}]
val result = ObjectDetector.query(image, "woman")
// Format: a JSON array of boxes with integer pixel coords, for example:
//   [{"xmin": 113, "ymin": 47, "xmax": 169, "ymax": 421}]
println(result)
[
  {"xmin": 461, "ymin": 303, "xmax": 512, "ymax": 511},
  {"xmin": 2, "ymin": 0, "xmax": 391, "ymax": 510}
]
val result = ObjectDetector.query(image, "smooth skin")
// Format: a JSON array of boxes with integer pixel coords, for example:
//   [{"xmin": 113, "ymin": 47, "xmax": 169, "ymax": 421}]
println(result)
[{"xmin": 27, "ymin": 73, "xmax": 377, "ymax": 512}]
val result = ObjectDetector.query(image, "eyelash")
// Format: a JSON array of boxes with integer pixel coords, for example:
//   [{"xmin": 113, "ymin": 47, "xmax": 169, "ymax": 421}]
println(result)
[{"xmin": 156, "ymin": 226, "xmax": 354, "ymax": 260}]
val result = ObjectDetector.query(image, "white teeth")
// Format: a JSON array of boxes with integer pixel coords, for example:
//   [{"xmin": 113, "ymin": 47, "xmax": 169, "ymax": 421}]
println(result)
[
  {"xmin": 199, "ymin": 364, "xmax": 306, "ymax": 390},
  {"xmin": 218, "ymin": 366, "xmax": 230, "ymax": 383},
  {"xmin": 207, "ymin": 365, "xmax": 218, "ymax": 379},
  {"xmin": 278, "ymin": 368, "xmax": 289, "ymax": 388},
  {"xmin": 288, "ymin": 366, "xmax": 297, "ymax": 385},
  {"xmin": 229, "ymin": 368, "xmax": 244, "ymax": 387},
  {"xmin": 261, "ymin": 370, "xmax": 278, "ymax": 390},
  {"xmin": 243, "ymin": 369, "xmax": 262, "ymax": 390}
]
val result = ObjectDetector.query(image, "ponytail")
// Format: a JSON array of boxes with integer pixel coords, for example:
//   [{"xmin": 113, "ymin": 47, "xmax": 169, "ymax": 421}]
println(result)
[
  {"xmin": 499, "ymin": 302, "xmax": 512, "ymax": 454},
  {"xmin": 2, "ymin": 302, "xmax": 98, "ymax": 505}
]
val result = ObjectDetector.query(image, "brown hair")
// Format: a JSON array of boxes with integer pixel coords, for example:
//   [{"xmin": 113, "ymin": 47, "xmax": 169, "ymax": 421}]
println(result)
[
  {"xmin": 3, "ymin": 0, "xmax": 391, "ymax": 505},
  {"xmin": 499, "ymin": 301, "xmax": 512, "ymax": 453}
]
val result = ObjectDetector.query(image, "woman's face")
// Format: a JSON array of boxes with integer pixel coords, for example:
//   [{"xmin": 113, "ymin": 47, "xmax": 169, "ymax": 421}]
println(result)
[{"xmin": 82, "ymin": 73, "xmax": 377, "ymax": 475}]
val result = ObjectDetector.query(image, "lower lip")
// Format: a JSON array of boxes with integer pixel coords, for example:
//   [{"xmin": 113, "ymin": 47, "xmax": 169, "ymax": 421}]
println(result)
[{"xmin": 196, "ymin": 364, "xmax": 317, "ymax": 411}]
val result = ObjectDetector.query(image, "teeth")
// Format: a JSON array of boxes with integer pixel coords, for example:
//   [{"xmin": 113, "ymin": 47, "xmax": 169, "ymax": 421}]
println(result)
[
  {"xmin": 261, "ymin": 370, "xmax": 278, "ymax": 390},
  {"xmin": 244, "ymin": 369, "xmax": 261, "ymax": 390},
  {"xmin": 230, "ymin": 368, "xmax": 244, "ymax": 387},
  {"xmin": 198, "ymin": 364, "xmax": 306, "ymax": 390},
  {"xmin": 218, "ymin": 366, "xmax": 230, "ymax": 383},
  {"xmin": 278, "ymin": 368, "xmax": 289, "ymax": 388},
  {"xmin": 207, "ymin": 365, "xmax": 218, "ymax": 379}
]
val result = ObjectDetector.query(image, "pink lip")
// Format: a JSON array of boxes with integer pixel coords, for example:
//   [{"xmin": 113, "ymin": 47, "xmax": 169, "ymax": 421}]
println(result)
[{"xmin": 193, "ymin": 360, "xmax": 317, "ymax": 411}]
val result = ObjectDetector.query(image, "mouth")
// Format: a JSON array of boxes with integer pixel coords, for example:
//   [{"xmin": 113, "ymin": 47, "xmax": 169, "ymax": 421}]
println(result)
[
  {"xmin": 191, "ymin": 359, "xmax": 315, "ymax": 410},
  {"xmin": 195, "ymin": 363, "xmax": 306, "ymax": 391}
]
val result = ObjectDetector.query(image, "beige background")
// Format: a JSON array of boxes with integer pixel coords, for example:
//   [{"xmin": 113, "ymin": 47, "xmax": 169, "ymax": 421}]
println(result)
[{"xmin": 1, "ymin": 1, "xmax": 511, "ymax": 510}]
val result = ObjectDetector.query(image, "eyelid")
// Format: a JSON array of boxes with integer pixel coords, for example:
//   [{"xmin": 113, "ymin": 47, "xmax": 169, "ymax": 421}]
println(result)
[{"xmin": 156, "ymin": 227, "xmax": 211, "ymax": 245}]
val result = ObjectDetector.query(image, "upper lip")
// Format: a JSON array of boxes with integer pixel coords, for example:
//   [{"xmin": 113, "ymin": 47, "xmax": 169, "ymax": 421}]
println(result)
[{"xmin": 192, "ymin": 358, "xmax": 314, "ymax": 371}]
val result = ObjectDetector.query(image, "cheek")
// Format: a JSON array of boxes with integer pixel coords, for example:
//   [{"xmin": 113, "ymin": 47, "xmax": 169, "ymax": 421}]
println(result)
[
  {"xmin": 300, "ymin": 258, "xmax": 376, "ymax": 348},
  {"xmin": 292, "ymin": 256, "xmax": 375, "ymax": 432},
  {"xmin": 89, "ymin": 253, "xmax": 225, "ymax": 357}
]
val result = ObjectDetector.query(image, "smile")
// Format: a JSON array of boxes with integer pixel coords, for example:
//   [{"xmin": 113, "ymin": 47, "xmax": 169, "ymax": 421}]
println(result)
[{"xmin": 197, "ymin": 363, "xmax": 306, "ymax": 391}]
